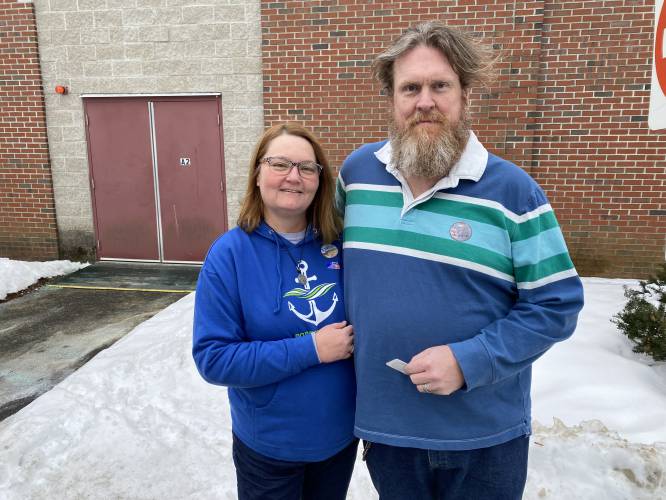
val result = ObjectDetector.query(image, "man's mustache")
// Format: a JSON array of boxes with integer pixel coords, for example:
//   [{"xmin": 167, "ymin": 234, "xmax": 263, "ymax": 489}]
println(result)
[{"xmin": 405, "ymin": 111, "xmax": 449, "ymax": 129}]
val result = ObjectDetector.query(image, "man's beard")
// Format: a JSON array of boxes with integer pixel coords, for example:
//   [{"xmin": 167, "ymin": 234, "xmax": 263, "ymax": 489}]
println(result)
[{"xmin": 389, "ymin": 109, "xmax": 470, "ymax": 180}]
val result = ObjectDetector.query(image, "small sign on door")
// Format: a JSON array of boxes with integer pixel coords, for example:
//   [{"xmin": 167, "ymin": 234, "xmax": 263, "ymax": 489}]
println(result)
[{"xmin": 180, "ymin": 157, "xmax": 191, "ymax": 167}]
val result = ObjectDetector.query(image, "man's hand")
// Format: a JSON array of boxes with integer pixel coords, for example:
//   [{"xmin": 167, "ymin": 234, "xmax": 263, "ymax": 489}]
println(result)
[
  {"xmin": 404, "ymin": 345, "xmax": 464, "ymax": 395},
  {"xmin": 314, "ymin": 321, "xmax": 354, "ymax": 363}
]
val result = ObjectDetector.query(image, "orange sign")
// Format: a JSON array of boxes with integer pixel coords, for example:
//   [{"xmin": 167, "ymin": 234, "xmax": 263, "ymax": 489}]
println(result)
[
  {"xmin": 650, "ymin": 0, "xmax": 666, "ymax": 130},
  {"xmin": 657, "ymin": 0, "xmax": 666, "ymax": 95}
]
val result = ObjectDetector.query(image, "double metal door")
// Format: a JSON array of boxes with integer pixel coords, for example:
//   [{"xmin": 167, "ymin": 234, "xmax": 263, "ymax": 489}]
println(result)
[{"xmin": 84, "ymin": 96, "xmax": 227, "ymax": 263}]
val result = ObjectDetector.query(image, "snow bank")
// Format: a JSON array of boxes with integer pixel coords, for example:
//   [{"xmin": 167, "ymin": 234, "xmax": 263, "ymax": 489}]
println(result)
[
  {"xmin": 0, "ymin": 278, "xmax": 664, "ymax": 499},
  {"xmin": 0, "ymin": 258, "xmax": 88, "ymax": 300}
]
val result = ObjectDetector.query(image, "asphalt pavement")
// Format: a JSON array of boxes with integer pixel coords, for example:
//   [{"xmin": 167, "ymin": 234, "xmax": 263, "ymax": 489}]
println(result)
[{"xmin": 0, "ymin": 262, "xmax": 200, "ymax": 421}]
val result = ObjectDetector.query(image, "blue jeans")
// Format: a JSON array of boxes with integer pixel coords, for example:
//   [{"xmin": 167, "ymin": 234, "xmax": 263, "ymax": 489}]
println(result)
[
  {"xmin": 364, "ymin": 435, "xmax": 529, "ymax": 500},
  {"xmin": 232, "ymin": 433, "xmax": 358, "ymax": 500}
]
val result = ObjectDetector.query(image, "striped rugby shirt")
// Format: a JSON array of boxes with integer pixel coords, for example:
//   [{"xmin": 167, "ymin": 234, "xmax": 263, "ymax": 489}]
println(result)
[{"xmin": 336, "ymin": 132, "xmax": 584, "ymax": 450}]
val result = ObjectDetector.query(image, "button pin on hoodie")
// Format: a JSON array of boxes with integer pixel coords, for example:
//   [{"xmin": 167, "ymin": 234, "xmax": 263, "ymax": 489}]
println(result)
[
  {"xmin": 321, "ymin": 244, "xmax": 338, "ymax": 258},
  {"xmin": 321, "ymin": 244, "xmax": 340, "ymax": 269}
]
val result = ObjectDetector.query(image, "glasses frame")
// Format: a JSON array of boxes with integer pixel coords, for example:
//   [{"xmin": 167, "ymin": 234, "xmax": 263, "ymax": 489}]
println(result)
[{"xmin": 259, "ymin": 156, "xmax": 323, "ymax": 178}]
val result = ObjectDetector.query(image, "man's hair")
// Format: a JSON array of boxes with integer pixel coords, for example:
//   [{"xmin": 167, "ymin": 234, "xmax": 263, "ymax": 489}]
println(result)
[
  {"xmin": 237, "ymin": 122, "xmax": 342, "ymax": 244},
  {"xmin": 372, "ymin": 21, "xmax": 497, "ymax": 95}
]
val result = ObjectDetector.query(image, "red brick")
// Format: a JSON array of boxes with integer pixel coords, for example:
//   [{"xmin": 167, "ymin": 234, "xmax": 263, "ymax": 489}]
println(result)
[{"xmin": 0, "ymin": 2, "xmax": 58, "ymax": 261}]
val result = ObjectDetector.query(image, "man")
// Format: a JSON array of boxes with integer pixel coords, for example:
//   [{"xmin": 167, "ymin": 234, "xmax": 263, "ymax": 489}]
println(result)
[{"xmin": 336, "ymin": 21, "xmax": 585, "ymax": 499}]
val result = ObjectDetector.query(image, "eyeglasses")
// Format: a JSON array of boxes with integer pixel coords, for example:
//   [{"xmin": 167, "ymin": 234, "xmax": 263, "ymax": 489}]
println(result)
[{"xmin": 259, "ymin": 156, "xmax": 323, "ymax": 178}]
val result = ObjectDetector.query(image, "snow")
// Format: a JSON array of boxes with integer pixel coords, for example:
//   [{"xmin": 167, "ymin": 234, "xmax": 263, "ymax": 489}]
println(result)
[
  {"xmin": 0, "ymin": 258, "xmax": 88, "ymax": 300},
  {"xmin": 532, "ymin": 278, "xmax": 666, "ymax": 445},
  {"xmin": 0, "ymin": 261, "xmax": 664, "ymax": 499}
]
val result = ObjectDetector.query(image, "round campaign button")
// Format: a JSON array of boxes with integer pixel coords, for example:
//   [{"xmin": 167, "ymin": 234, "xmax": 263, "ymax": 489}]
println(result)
[
  {"xmin": 320, "ymin": 244, "xmax": 338, "ymax": 258},
  {"xmin": 449, "ymin": 221, "xmax": 472, "ymax": 242}
]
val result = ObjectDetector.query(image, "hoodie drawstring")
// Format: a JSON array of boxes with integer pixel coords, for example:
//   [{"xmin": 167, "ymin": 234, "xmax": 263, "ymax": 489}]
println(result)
[{"xmin": 270, "ymin": 229, "xmax": 283, "ymax": 314}]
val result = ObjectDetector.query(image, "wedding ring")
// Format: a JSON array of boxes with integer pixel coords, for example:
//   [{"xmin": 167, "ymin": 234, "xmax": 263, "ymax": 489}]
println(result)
[{"xmin": 422, "ymin": 383, "xmax": 431, "ymax": 393}]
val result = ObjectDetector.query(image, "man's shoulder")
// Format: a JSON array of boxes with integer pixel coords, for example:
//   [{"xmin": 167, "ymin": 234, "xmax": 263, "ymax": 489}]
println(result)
[
  {"xmin": 339, "ymin": 140, "xmax": 391, "ymax": 185},
  {"xmin": 343, "ymin": 140, "xmax": 388, "ymax": 167},
  {"xmin": 470, "ymin": 152, "xmax": 549, "ymax": 214},
  {"xmin": 483, "ymin": 153, "xmax": 543, "ymax": 194},
  {"xmin": 486, "ymin": 153, "xmax": 535, "ymax": 183},
  {"xmin": 352, "ymin": 139, "xmax": 389, "ymax": 154}
]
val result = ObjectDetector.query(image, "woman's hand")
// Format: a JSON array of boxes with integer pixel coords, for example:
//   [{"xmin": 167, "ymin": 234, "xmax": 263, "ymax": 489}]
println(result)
[{"xmin": 314, "ymin": 321, "xmax": 354, "ymax": 363}]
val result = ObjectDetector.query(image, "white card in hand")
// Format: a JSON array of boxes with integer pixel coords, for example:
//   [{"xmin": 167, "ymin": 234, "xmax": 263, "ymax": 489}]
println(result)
[{"xmin": 386, "ymin": 358, "xmax": 408, "ymax": 374}]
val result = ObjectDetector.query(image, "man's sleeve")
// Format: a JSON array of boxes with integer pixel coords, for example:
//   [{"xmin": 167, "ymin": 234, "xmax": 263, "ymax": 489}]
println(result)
[
  {"xmin": 192, "ymin": 243, "xmax": 320, "ymax": 388},
  {"xmin": 449, "ymin": 187, "xmax": 585, "ymax": 391}
]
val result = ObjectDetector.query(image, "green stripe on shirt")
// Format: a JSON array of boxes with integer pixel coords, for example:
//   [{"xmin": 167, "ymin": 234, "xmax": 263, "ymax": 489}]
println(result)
[
  {"xmin": 514, "ymin": 252, "xmax": 576, "ymax": 284},
  {"xmin": 343, "ymin": 226, "xmax": 514, "ymax": 276}
]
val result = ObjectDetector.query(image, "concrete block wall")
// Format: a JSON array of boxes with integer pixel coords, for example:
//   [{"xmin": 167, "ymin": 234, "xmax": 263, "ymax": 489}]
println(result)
[
  {"xmin": 32, "ymin": 0, "xmax": 264, "ymax": 259},
  {"xmin": 260, "ymin": 0, "xmax": 666, "ymax": 278}
]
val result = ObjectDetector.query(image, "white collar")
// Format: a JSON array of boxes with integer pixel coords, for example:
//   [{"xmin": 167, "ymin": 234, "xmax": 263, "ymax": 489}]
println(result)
[{"xmin": 374, "ymin": 131, "xmax": 488, "ymax": 216}]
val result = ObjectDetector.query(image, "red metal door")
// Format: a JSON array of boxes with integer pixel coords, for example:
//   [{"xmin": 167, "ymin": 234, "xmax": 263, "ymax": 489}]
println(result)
[
  {"xmin": 84, "ymin": 98, "xmax": 159, "ymax": 260},
  {"xmin": 152, "ymin": 98, "xmax": 227, "ymax": 262}
]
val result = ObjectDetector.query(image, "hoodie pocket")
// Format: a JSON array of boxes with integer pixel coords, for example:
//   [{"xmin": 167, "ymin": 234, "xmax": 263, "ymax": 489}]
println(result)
[
  {"xmin": 245, "ymin": 382, "xmax": 279, "ymax": 410},
  {"xmin": 252, "ymin": 363, "xmax": 354, "ymax": 452},
  {"xmin": 253, "ymin": 381, "xmax": 293, "ymax": 445}
]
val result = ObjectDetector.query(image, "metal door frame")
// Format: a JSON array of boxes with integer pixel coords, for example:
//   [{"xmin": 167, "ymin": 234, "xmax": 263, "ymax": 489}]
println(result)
[
  {"xmin": 148, "ymin": 101, "xmax": 166, "ymax": 262},
  {"xmin": 83, "ymin": 93, "xmax": 224, "ymax": 264}
]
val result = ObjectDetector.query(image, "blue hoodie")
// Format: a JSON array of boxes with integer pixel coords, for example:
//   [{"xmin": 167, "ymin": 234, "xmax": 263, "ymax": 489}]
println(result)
[{"xmin": 192, "ymin": 223, "xmax": 355, "ymax": 461}]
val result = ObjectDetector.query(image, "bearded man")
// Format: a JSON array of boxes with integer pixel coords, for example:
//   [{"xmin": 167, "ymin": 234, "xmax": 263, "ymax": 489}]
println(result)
[{"xmin": 336, "ymin": 21, "xmax": 585, "ymax": 500}]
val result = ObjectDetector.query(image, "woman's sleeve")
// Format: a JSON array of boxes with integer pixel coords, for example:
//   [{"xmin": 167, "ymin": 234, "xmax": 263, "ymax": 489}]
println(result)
[{"xmin": 192, "ymin": 243, "xmax": 320, "ymax": 388}]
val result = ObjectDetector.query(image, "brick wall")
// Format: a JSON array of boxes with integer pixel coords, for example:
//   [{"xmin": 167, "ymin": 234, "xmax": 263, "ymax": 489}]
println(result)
[
  {"xmin": 261, "ymin": 0, "xmax": 666, "ymax": 278},
  {"xmin": 536, "ymin": 0, "xmax": 666, "ymax": 277},
  {"xmin": 0, "ymin": 1, "xmax": 58, "ymax": 261}
]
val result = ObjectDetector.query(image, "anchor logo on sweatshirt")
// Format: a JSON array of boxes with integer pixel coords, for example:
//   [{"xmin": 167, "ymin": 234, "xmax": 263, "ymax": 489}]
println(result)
[{"xmin": 283, "ymin": 260, "xmax": 338, "ymax": 326}]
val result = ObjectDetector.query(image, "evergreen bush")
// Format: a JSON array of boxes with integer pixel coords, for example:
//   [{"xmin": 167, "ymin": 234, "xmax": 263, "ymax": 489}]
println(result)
[{"xmin": 612, "ymin": 263, "xmax": 666, "ymax": 362}]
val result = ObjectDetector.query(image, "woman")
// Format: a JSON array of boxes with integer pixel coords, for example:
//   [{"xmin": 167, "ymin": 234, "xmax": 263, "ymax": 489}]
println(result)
[{"xmin": 192, "ymin": 123, "xmax": 356, "ymax": 500}]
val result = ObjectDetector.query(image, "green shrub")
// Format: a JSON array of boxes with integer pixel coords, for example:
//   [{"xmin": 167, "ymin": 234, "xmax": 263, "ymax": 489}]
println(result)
[{"xmin": 612, "ymin": 263, "xmax": 666, "ymax": 362}]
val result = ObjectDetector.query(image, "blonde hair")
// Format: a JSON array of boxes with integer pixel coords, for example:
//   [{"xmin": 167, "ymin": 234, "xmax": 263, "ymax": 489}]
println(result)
[
  {"xmin": 372, "ymin": 21, "xmax": 497, "ymax": 95},
  {"xmin": 237, "ymin": 122, "xmax": 341, "ymax": 244}
]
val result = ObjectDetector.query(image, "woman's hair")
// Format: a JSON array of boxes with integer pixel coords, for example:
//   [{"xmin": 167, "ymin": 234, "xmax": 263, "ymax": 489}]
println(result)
[
  {"xmin": 237, "ymin": 122, "xmax": 342, "ymax": 244},
  {"xmin": 372, "ymin": 21, "xmax": 497, "ymax": 95}
]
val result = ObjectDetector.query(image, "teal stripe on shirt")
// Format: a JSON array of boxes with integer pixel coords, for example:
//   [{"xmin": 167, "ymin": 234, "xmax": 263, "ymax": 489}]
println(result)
[
  {"xmin": 423, "ymin": 197, "xmax": 507, "ymax": 231},
  {"xmin": 514, "ymin": 252, "xmax": 576, "ymax": 284},
  {"xmin": 345, "ymin": 187, "xmax": 570, "ymax": 281},
  {"xmin": 346, "ymin": 189, "xmax": 403, "ymax": 208},
  {"xmin": 508, "ymin": 210, "xmax": 560, "ymax": 242},
  {"xmin": 512, "ymin": 227, "xmax": 571, "ymax": 267},
  {"xmin": 347, "ymin": 187, "xmax": 560, "ymax": 244},
  {"xmin": 347, "ymin": 189, "xmax": 508, "ymax": 230},
  {"xmin": 345, "ymin": 204, "xmax": 512, "ymax": 259},
  {"xmin": 343, "ymin": 226, "xmax": 514, "ymax": 276}
]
